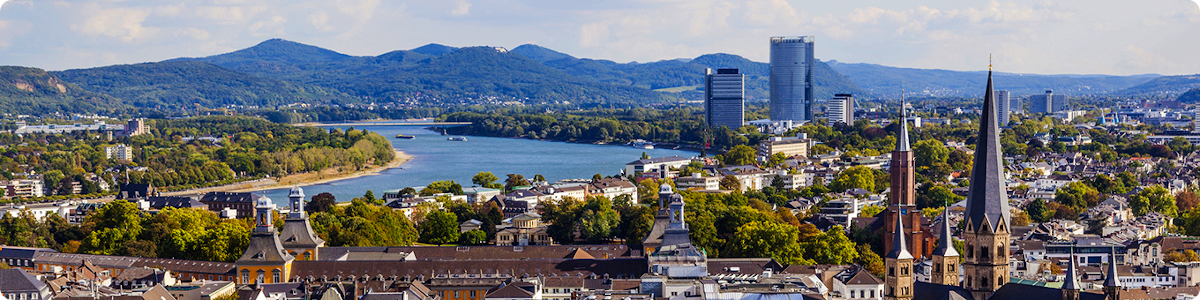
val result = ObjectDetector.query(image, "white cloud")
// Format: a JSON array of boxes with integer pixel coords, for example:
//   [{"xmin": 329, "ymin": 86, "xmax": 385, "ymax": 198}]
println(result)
[{"xmin": 0, "ymin": 0, "xmax": 1195, "ymax": 76}]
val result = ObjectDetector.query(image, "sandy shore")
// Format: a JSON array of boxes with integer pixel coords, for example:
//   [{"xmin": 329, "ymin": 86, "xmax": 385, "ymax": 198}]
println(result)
[{"xmin": 162, "ymin": 149, "xmax": 412, "ymax": 196}]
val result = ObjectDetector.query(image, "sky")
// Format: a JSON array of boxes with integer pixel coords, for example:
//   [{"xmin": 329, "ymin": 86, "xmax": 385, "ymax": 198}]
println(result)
[{"xmin": 0, "ymin": 0, "xmax": 1197, "ymax": 75}]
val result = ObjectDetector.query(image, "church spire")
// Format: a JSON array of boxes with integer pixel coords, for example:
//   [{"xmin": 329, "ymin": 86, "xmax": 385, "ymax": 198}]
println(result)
[
  {"xmin": 897, "ymin": 93, "xmax": 911, "ymax": 152},
  {"xmin": 932, "ymin": 210, "xmax": 958, "ymax": 257},
  {"xmin": 1063, "ymin": 249, "xmax": 1081, "ymax": 300},
  {"xmin": 886, "ymin": 212, "xmax": 914, "ymax": 260},
  {"xmin": 964, "ymin": 65, "xmax": 1010, "ymax": 233}
]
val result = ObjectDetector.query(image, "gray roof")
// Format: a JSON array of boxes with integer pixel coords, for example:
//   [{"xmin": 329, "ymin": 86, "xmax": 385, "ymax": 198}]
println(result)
[
  {"xmin": 236, "ymin": 231, "xmax": 295, "ymax": 266},
  {"xmin": 886, "ymin": 213, "xmax": 914, "ymax": 260},
  {"xmin": 627, "ymin": 156, "xmax": 690, "ymax": 165},
  {"xmin": 146, "ymin": 196, "xmax": 206, "ymax": 209},
  {"xmin": 200, "ymin": 192, "xmax": 256, "ymax": 203},
  {"xmin": 964, "ymin": 70, "xmax": 1011, "ymax": 233},
  {"xmin": 0, "ymin": 268, "xmax": 45, "ymax": 292},
  {"xmin": 280, "ymin": 217, "xmax": 325, "ymax": 249},
  {"xmin": 931, "ymin": 210, "xmax": 958, "ymax": 257}
]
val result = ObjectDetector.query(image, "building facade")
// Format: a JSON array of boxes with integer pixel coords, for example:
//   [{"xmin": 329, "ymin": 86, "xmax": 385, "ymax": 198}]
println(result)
[
  {"xmin": 769, "ymin": 36, "xmax": 815, "ymax": 122},
  {"xmin": 995, "ymin": 90, "xmax": 1011, "ymax": 126},
  {"xmin": 757, "ymin": 136, "xmax": 810, "ymax": 158},
  {"xmin": 236, "ymin": 196, "xmax": 295, "ymax": 284},
  {"xmin": 827, "ymin": 94, "xmax": 854, "ymax": 126},
  {"xmin": 106, "ymin": 144, "xmax": 134, "ymax": 161},
  {"xmin": 705, "ymin": 68, "xmax": 745, "ymax": 129},
  {"xmin": 1027, "ymin": 90, "xmax": 1068, "ymax": 113}
]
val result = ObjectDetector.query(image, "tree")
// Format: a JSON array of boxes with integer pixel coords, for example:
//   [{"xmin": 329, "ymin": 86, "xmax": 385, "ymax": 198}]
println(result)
[
  {"xmin": 766, "ymin": 152, "xmax": 788, "ymax": 168},
  {"xmin": 830, "ymin": 166, "xmax": 874, "ymax": 192},
  {"xmin": 860, "ymin": 205, "xmax": 884, "ymax": 218},
  {"xmin": 419, "ymin": 211, "xmax": 459, "ymax": 245},
  {"xmin": 719, "ymin": 175, "xmax": 741, "ymax": 191},
  {"xmin": 422, "ymin": 180, "xmax": 464, "ymax": 196},
  {"xmin": 1026, "ymin": 198, "xmax": 1051, "ymax": 223},
  {"xmin": 1054, "ymin": 182, "xmax": 1101, "ymax": 210},
  {"xmin": 721, "ymin": 145, "xmax": 757, "ymax": 166},
  {"xmin": 459, "ymin": 229, "xmax": 487, "ymax": 245},
  {"xmin": 728, "ymin": 221, "xmax": 810, "ymax": 265},
  {"xmin": 505, "ymin": 174, "xmax": 530, "ymax": 191},
  {"xmin": 306, "ymin": 192, "xmax": 337, "ymax": 213},
  {"xmin": 1166, "ymin": 250, "xmax": 1200, "ymax": 262},
  {"xmin": 917, "ymin": 184, "xmax": 962, "ymax": 209},
  {"xmin": 856, "ymin": 244, "xmax": 885, "ymax": 277},
  {"xmin": 579, "ymin": 197, "xmax": 620, "ymax": 242},
  {"xmin": 362, "ymin": 190, "xmax": 377, "ymax": 203},
  {"xmin": 914, "ymin": 139, "xmax": 950, "ymax": 167},
  {"xmin": 1130, "ymin": 185, "xmax": 1177, "ymax": 217},
  {"xmin": 592, "ymin": 174, "xmax": 603, "ymax": 181},
  {"xmin": 799, "ymin": 225, "xmax": 858, "ymax": 265},
  {"xmin": 533, "ymin": 174, "xmax": 545, "ymax": 182},
  {"xmin": 1178, "ymin": 190, "xmax": 1200, "ymax": 212},
  {"xmin": 641, "ymin": 152, "xmax": 650, "ymax": 159},
  {"xmin": 472, "ymin": 171, "xmax": 499, "ymax": 189}
]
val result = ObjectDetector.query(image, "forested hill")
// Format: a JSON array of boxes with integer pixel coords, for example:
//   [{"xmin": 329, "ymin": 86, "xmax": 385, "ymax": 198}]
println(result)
[
  {"xmin": 1118, "ymin": 74, "xmax": 1200, "ymax": 97},
  {"xmin": 825, "ymin": 60, "xmax": 1163, "ymax": 97},
  {"xmin": 0, "ymin": 66, "xmax": 129, "ymax": 115},
  {"xmin": 54, "ymin": 60, "xmax": 356, "ymax": 110}
]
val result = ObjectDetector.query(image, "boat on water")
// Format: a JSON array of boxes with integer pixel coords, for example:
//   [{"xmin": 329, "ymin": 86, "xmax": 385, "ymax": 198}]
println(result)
[
  {"xmin": 628, "ymin": 139, "xmax": 654, "ymax": 149},
  {"xmin": 448, "ymin": 136, "xmax": 468, "ymax": 142},
  {"xmin": 396, "ymin": 134, "xmax": 416, "ymax": 139}
]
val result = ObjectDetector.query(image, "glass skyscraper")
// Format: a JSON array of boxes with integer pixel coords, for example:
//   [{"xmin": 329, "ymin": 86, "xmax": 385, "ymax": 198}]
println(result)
[
  {"xmin": 769, "ymin": 36, "xmax": 815, "ymax": 122},
  {"xmin": 705, "ymin": 68, "xmax": 745, "ymax": 129}
]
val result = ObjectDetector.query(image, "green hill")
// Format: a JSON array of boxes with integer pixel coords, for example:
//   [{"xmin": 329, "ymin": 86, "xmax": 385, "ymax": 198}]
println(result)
[
  {"xmin": 510, "ymin": 44, "xmax": 574, "ymax": 63},
  {"xmin": 826, "ymin": 61, "xmax": 1160, "ymax": 97},
  {"xmin": 0, "ymin": 66, "xmax": 128, "ymax": 115},
  {"xmin": 1177, "ymin": 88, "xmax": 1200, "ymax": 103},
  {"xmin": 54, "ymin": 60, "xmax": 353, "ymax": 109},
  {"xmin": 1118, "ymin": 74, "xmax": 1200, "ymax": 96}
]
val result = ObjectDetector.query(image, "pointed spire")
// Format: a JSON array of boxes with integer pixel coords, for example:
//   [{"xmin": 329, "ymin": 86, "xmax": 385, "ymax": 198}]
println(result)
[
  {"xmin": 886, "ymin": 213, "xmax": 914, "ymax": 260},
  {"xmin": 964, "ymin": 64, "xmax": 1011, "ymax": 233},
  {"xmin": 1104, "ymin": 248, "xmax": 1120, "ymax": 287},
  {"xmin": 896, "ymin": 93, "xmax": 911, "ymax": 152},
  {"xmin": 1063, "ymin": 249, "xmax": 1080, "ymax": 290},
  {"xmin": 932, "ymin": 209, "xmax": 958, "ymax": 257}
]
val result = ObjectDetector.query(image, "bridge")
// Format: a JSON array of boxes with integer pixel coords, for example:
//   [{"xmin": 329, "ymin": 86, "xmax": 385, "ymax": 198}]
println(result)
[{"xmin": 300, "ymin": 122, "xmax": 472, "ymax": 127}]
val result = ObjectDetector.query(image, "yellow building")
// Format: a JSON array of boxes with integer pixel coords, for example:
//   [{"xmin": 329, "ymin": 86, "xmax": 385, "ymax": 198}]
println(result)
[
  {"xmin": 494, "ymin": 212, "xmax": 553, "ymax": 246},
  {"xmin": 280, "ymin": 187, "xmax": 324, "ymax": 261},
  {"xmin": 236, "ymin": 195, "xmax": 295, "ymax": 284}
]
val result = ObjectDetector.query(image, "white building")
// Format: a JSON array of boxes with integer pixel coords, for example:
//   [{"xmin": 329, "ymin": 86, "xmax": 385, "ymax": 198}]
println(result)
[
  {"xmin": 105, "ymin": 144, "xmax": 134, "ymax": 161},
  {"xmin": 625, "ymin": 156, "xmax": 692, "ymax": 177},
  {"xmin": 827, "ymin": 94, "xmax": 854, "ymax": 126}
]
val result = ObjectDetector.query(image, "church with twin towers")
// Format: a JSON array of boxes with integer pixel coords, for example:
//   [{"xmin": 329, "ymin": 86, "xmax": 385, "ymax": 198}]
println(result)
[{"xmin": 880, "ymin": 64, "xmax": 1121, "ymax": 300}]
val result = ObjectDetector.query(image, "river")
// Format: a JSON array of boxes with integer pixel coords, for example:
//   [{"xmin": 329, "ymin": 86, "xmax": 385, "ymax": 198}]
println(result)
[{"xmin": 258, "ymin": 123, "xmax": 695, "ymax": 205}]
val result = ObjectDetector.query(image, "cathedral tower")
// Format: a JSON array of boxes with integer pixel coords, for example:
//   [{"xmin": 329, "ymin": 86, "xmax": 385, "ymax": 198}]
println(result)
[
  {"xmin": 930, "ymin": 209, "xmax": 960, "ymax": 286},
  {"xmin": 279, "ymin": 186, "xmax": 325, "ymax": 261},
  {"xmin": 1104, "ymin": 248, "xmax": 1122, "ymax": 300},
  {"xmin": 884, "ymin": 213, "xmax": 914, "ymax": 300},
  {"xmin": 961, "ymin": 64, "xmax": 1011, "ymax": 300}
]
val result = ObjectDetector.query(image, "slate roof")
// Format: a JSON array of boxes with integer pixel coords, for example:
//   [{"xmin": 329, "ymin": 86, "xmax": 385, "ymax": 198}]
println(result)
[
  {"xmin": 146, "ymin": 196, "xmax": 207, "ymax": 209},
  {"xmin": 0, "ymin": 268, "xmax": 45, "ymax": 292},
  {"xmin": 886, "ymin": 211, "xmax": 914, "ymax": 260},
  {"xmin": 290, "ymin": 258, "xmax": 649, "ymax": 280},
  {"xmin": 932, "ymin": 210, "xmax": 959, "ymax": 257},
  {"xmin": 964, "ymin": 69, "xmax": 1011, "ymax": 233},
  {"xmin": 200, "ymin": 192, "xmax": 256, "ymax": 203},
  {"xmin": 897, "ymin": 99, "xmax": 911, "ymax": 152},
  {"xmin": 0, "ymin": 246, "xmax": 53, "ymax": 260},
  {"xmin": 844, "ymin": 269, "xmax": 883, "ymax": 285},
  {"xmin": 912, "ymin": 282, "xmax": 973, "ymax": 300},
  {"xmin": 627, "ymin": 156, "xmax": 690, "ymax": 165},
  {"xmin": 280, "ymin": 217, "xmax": 325, "ymax": 249},
  {"xmin": 989, "ymin": 283, "xmax": 1107, "ymax": 300},
  {"xmin": 236, "ymin": 231, "xmax": 295, "ymax": 266},
  {"xmin": 323, "ymin": 245, "xmax": 635, "ymax": 261},
  {"xmin": 485, "ymin": 283, "xmax": 535, "ymax": 299}
]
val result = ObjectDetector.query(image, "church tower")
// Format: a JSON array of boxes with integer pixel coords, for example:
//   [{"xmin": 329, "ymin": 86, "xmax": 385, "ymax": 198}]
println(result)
[
  {"xmin": 236, "ymin": 196, "xmax": 295, "ymax": 284},
  {"xmin": 884, "ymin": 212, "xmax": 914, "ymax": 300},
  {"xmin": 1104, "ymin": 248, "xmax": 1122, "ymax": 300},
  {"xmin": 884, "ymin": 97, "xmax": 931, "ymax": 259},
  {"xmin": 279, "ymin": 186, "xmax": 325, "ymax": 261},
  {"xmin": 930, "ymin": 209, "xmax": 960, "ymax": 285},
  {"xmin": 1063, "ymin": 250, "xmax": 1081, "ymax": 300},
  {"xmin": 961, "ymin": 63, "xmax": 1011, "ymax": 300}
]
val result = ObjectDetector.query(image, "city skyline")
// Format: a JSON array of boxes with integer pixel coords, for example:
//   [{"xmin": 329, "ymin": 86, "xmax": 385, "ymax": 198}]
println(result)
[{"xmin": 0, "ymin": 1, "xmax": 1196, "ymax": 75}]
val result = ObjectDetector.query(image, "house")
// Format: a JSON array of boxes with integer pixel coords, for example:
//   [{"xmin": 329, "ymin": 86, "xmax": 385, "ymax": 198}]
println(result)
[
  {"xmin": 117, "ymin": 183, "xmax": 158, "ymax": 200},
  {"xmin": 831, "ymin": 267, "xmax": 883, "ymax": 300},
  {"xmin": 0, "ymin": 268, "xmax": 51, "ymax": 300},
  {"xmin": 200, "ymin": 192, "xmax": 257, "ymax": 219},
  {"xmin": 461, "ymin": 219, "xmax": 483, "ymax": 233},
  {"xmin": 463, "ymin": 187, "xmax": 503, "ymax": 204},
  {"xmin": 112, "ymin": 267, "xmax": 177, "ymax": 290},
  {"xmin": 625, "ymin": 156, "xmax": 692, "ymax": 177},
  {"xmin": 586, "ymin": 178, "xmax": 637, "ymax": 201}
]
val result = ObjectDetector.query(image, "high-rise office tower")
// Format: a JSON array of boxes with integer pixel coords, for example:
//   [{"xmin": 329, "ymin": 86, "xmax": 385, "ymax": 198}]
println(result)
[
  {"xmin": 1027, "ymin": 90, "xmax": 1068, "ymax": 113},
  {"xmin": 769, "ymin": 36, "xmax": 815, "ymax": 122},
  {"xmin": 705, "ymin": 68, "xmax": 745, "ymax": 129},
  {"xmin": 995, "ymin": 90, "xmax": 1011, "ymax": 126},
  {"xmin": 826, "ymin": 94, "xmax": 853, "ymax": 126}
]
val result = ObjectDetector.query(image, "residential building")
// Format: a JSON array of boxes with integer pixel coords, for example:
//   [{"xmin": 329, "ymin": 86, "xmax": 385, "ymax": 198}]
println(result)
[
  {"xmin": 0, "ymin": 268, "xmax": 51, "ymax": 300},
  {"xmin": 1027, "ymin": 90, "xmax": 1068, "ymax": 113},
  {"xmin": 200, "ymin": 192, "xmax": 257, "ymax": 220},
  {"xmin": 1053, "ymin": 110, "xmax": 1087, "ymax": 123},
  {"xmin": 106, "ymin": 144, "xmax": 134, "ymax": 161},
  {"xmin": 769, "ymin": 36, "xmax": 815, "ymax": 122},
  {"xmin": 624, "ymin": 156, "xmax": 691, "ymax": 177},
  {"xmin": 586, "ymin": 178, "xmax": 638, "ymax": 200},
  {"xmin": 675, "ymin": 173, "xmax": 720, "ymax": 191},
  {"xmin": 757, "ymin": 135, "xmax": 810, "ymax": 159},
  {"xmin": 126, "ymin": 118, "xmax": 149, "ymax": 136},
  {"xmin": 705, "ymin": 68, "xmax": 745, "ymax": 129},
  {"xmin": 827, "ymin": 94, "xmax": 854, "ymax": 126},
  {"xmin": 995, "ymin": 90, "xmax": 1011, "ymax": 126}
]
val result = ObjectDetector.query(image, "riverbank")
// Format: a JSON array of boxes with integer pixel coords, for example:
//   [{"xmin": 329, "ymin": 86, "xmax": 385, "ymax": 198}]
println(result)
[{"xmin": 162, "ymin": 149, "xmax": 412, "ymax": 196}]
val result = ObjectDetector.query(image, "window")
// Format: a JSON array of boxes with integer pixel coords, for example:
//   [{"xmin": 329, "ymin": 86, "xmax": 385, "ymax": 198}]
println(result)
[
  {"xmin": 671, "ymin": 292, "xmax": 677, "ymax": 296},
  {"xmin": 304, "ymin": 252, "xmax": 312, "ymax": 260},
  {"xmin": 256, "ymin": 269, "xmax": 266, "ymax": 283},
  {"xmin": 871, "ymin": 290, "xmax": 875, "ymax": 298},
  {"xmin": 454, "ymin": 291, "xmax": 460, "ymax": 298},
  {"xmin": 470, "ymin": 291, "xmax": 477, "ymax": 298},
  {"xmin": 242, "ymin": 269, "xmax": 250, "ymax": 283},
  {"xmin": 850, "ymin": 290, "xmax": 855, "ymax": 298},
  {"xmin": 272, "ymin": 269, "xmax": 281, "ymax": 283},
  {"xmin": 889, "ymin": 267, "xmax": 894, "ymax": 276}
]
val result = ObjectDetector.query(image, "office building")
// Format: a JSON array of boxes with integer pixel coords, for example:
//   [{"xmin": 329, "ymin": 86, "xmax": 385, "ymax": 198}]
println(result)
[
  {"xmin": 1027, "ymin": 90, "xmax": 1068, "ymax": 113},
  {"xmin": 827, "ymin": 94, "xmax": 854, "ymax": 126},
  {"xmin": 769, "ymin": 36, "xmax": 815, "ymax": 122},
  {"xmin": 995, "ymin": 90, "xmax": 1011, "ymax": 126},
  {"xmin": 704, "ymin": 68, "xmax": 745, "ymax": 129},
  {"xmin": 758, "ymin": 134, "xmax": 811, "ymax": 158}
]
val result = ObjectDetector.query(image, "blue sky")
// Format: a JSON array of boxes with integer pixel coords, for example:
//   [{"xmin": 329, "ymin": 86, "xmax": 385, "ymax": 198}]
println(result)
[{"xmin": 0, "ymin": 0, "xmax": 1196, "ymax": 75}]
